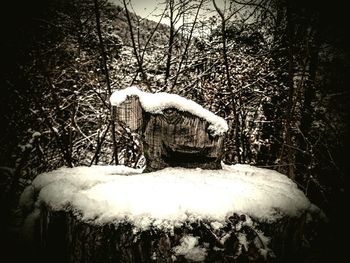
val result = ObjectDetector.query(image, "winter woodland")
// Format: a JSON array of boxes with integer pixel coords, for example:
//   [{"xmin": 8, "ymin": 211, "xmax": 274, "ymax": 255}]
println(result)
[{"xmin": 0, "ymin": 0, "xmax": 348, "ymax": 262}]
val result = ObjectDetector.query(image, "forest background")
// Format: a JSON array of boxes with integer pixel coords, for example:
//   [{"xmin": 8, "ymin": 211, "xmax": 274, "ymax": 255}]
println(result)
[{"xmin": 0, "ymin": 0, "xmax": 349, "ymax": 261}]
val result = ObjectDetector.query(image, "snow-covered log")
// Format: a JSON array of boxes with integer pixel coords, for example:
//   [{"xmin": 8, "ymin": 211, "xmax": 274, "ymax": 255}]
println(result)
[
  {"xmin": 20, "ymin": 164, "xmax": 323, "ymax": 262},
  {"xmin": 112, "ymin": 87, "xmax": 227, "ymax": 172}
]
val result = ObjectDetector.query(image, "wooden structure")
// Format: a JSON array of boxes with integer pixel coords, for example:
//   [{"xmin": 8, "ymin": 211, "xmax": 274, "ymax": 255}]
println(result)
[{"xmin": 115, "ymin": 96, "xmax": 225, "ymax": 172}]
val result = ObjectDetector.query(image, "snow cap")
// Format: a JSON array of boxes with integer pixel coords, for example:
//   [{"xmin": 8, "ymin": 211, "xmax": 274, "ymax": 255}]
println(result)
[
  {"xmin": 26, "ymin": 164, "xmax": 311, "ymax": 231},
  {"xmin": 110, "ymin": 86, "xmax": 228, "ymax": 136}
]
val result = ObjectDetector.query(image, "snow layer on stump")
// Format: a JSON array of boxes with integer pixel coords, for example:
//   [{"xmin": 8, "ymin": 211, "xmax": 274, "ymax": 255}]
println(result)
[
  {"xmin": 110, "ymin": 86, "xmax": 228, "ymax": 136},
  {"xmin": 23, "ymin": 164, "xmax": 310, "ymax": 231}
]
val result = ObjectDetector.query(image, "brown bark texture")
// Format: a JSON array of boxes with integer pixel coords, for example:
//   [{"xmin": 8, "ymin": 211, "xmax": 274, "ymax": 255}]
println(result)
[
  {"xmin": 115, "ymin": 96, "xmax": 225, "ymax": 172},
  {"xmin": 38, "ymin": 205, "xmax": 307, "ymax": 263}
]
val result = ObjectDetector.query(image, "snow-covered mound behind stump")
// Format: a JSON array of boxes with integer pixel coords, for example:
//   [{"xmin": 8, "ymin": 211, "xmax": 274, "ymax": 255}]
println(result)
[{"xmin": 21, "ymin": 164, "xmax": 321, "ymax": 263}]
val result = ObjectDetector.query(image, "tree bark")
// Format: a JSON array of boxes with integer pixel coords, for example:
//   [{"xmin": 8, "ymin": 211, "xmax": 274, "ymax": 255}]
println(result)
[
  {"xmin": 115, "ymin": 96, "xmax": 225, "ymax": 172},
  {"xmin": 142, "ymin": 109, "xmax": 224, "ymax": 172},
  {"xmin": 38, "ymin": 204, "xmax": 308, "ymax": 263}
]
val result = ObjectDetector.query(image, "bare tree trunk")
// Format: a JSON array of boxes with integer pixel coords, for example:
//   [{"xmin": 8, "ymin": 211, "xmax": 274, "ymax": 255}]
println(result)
[
  {"xmin": 276, "ymin": 0, "xmax": 295, "ymax": 178},
  {"xmin": 171, "ymin": 0, "xmax": 204, "ymax": 91},
  {"xmin": 139, "ymin": 7, "xmax": 167, "ymax": 73},
  {"xmin": 165, "ymin": 0, "xmax": 176, "ymax": 87},
  {"xmin": 122, "ymin": 0, "xmax": 149, "ymax": 88},
  {"xmin": 90, "ymin": 121, "xmax": 111, "ymax": 166},
  {"xmin": 213, "ymin": 0, "xmax": 242, "ymax": 163},
  {"xmin": 93, "ymin": 0, "xmax": 118, "ymax": 165},
  {"xmin": 294, "ymin": 9, "xmax": 320, "ymax": 184}
]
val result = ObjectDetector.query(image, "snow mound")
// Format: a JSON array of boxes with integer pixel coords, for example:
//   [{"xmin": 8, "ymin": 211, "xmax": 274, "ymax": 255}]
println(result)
[
  {"xmin": 25, "ymin": 164, "xmax": 311, "ymax": 231},
  {"xmin": 173, "ymin": 235, "xmax": 207, "ymax": 262},
  {"xmin": 109, "ymin": 86, "xmax": 228, "ymax": 135}
]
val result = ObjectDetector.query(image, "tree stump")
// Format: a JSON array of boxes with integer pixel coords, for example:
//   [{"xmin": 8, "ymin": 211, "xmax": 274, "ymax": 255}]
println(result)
[
  {"xmin": 115, "ymin": 96, "xmax": 225, "ymax": 172},
  {"xmin": 20, "ymin": 163, "xmax": 321, "ymax": 263},
  {"xmin": 21, "ymin": 89, "xmax": 321, "ymax": 263},
  {"xmin": 37, "ymin": 205, "xmax": 309, "ymax": 263}
]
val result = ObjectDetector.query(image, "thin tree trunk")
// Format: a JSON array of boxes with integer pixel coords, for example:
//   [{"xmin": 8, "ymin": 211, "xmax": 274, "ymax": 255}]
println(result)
[
  {"xmin": 295, "ymin": 12, "xmax": 320, "ymax": 183},
  {"xmin": 90, "ymin": 121, "xmax": 111, "ymax": 166},
  {"xmin": 93, "ymin": 0, "xmax": 118, "ymax": 165},
  {"xmin": 171, "ymin": 0, "xmax": 204, "ymax": 91},
  {"xmin": 122, "ymin": 0, "xmax": 149, "ymax": 87},
  {"xmin": 213, "ymin": 0, "xmax": 242, "ymax": 163},
  {"xmin": 164, "ymin": 0, "xmax": 176, "ymax": 88}
]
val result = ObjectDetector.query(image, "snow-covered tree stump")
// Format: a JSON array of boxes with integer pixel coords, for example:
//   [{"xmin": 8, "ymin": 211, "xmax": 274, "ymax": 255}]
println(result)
[
  {"xmin": 19, "ymin": 87, "xmax": 324, "ymax": 263},
  {"xmin": 20, "ymin": 164, "xmax": 322, "ymax": 263},
  {"xmin": 111, "ymin": 87, "xmax": 227, "ymax": 172}
]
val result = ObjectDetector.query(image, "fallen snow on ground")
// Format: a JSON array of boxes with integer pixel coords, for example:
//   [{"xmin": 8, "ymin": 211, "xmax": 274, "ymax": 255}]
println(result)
[
  {"xmin": 173, "ymin": 235, "xmax": 207, "ymax": 262},
  {"xmin": 22, "ymin": 164, "xmax": 311, "ymax": 231},
  {"xmin": 109, "ymin": 86, "xmax": 228, "ymax": 135}
]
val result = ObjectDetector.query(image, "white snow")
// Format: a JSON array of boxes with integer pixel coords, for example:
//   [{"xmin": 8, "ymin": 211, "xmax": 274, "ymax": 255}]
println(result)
[
  {"xmin": 237, "ymin": 232, "xmax": 249, "ymax": 252},
  {"xmin": 23, "ymin": 163, "xmax": 311, "ymax": 232},
  {"xmin": 210, "ymin": 221, "xmax": 224, "ymax": 230},
  {"xmin": 173, "ymin": 235, "xmax": 207, "ymax": 262},
  {"xmin": 109, "ymin": 86, "xmax": 228, "ymax": 135}
]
